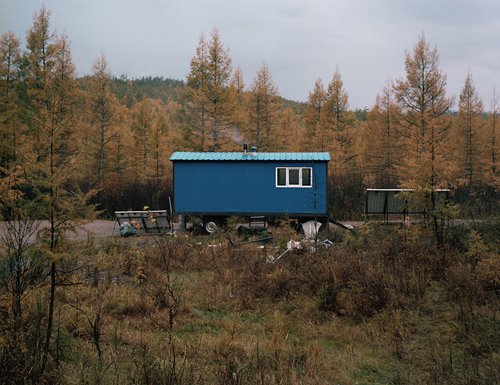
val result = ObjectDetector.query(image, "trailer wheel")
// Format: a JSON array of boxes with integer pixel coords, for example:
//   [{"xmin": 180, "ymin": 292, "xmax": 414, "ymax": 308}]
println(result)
[{"xmin": 204, "ymin": 220, "xmax": 218, "ymax": 234}]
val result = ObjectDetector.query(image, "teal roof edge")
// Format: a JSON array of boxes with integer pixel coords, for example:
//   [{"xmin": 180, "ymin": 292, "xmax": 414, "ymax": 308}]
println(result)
[{"xmin": 170, "ymin": 152, "xmax": 331, "ymax": 162}]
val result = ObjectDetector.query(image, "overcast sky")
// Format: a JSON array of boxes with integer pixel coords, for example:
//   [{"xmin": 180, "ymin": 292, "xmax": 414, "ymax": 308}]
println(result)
[{"xmin": 1, "ymin": 0, "xmax": 499, "ymax": 109}]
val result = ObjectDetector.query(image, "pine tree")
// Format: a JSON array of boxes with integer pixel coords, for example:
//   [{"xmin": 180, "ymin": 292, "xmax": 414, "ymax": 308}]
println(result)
[{"xmin": 246, "ymin": 63, "xmax": 281, "ymax": 150}]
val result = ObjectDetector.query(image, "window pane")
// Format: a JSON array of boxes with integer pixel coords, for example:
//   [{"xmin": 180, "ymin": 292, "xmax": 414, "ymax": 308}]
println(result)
[
  {"xmin": 289, "ymin": 169, "xmax": 299, "ymax": 185},
  {"xmin": 277, "ymin": 168, "xmax": 286, "ymax": 185},
  {"xmin": 302, "ymin": 168, "xmax": 311, "ymax": 186}
]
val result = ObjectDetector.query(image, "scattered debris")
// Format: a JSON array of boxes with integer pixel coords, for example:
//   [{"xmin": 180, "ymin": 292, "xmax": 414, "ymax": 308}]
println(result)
[
  {"xmin": 228, "ymin": 236, "xmax": 275, "ymax": 247},
  {"xmin": 321, "ymin": 239, "xmax": 334, "ymax": 248},
  {"xmin": 267, "ymin": 238, "xmax": 334, "ymax": 263},
  {"xmin": 130, "ymin": 220, "xmax": 141, "ymax": 229},
  {"xmin": 301, "ymin": 220, "xmax": 322, "ymax": 238},
  {"xmin": 119, "ymin": 221, "xmax": 138, "ymax": 237},
  {"xmin": 329, "ymin": 218, "xmax": 356, "ymax": 233},
  {"xmin": 287, "ymin": 240, "xmax": 302, "ymax": 250},
  {"xmin": 208, "ymin": 243, "xmax": 225, "ymax": 248},
  {"xmin": 266, "ymin": 248, "xmax": 291, "ymax": 264},
  {"xmin": 310, "ymin": 239, "xmax": 333, "ymax": 252}
]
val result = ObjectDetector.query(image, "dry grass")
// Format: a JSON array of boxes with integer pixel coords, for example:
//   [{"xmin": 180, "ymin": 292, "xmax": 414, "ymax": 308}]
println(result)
[{"xmin": 1, "ymin": 220, "xmax": 498, "ymax": 384}]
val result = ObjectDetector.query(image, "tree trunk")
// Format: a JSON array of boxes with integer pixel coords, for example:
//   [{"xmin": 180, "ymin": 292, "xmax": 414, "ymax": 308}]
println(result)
[{"xmin": 41, "ymin": 261, "xmax": 56, "ymax": 375}]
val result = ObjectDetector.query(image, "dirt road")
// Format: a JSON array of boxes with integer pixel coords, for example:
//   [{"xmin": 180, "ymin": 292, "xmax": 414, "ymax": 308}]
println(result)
[
  {"xmin": 0, "ymin": 220, "xmax": 117, "ymax": 243},
  {"xmin": 0, "ymin": 219, "xmax": 368, "ymax": 243}
]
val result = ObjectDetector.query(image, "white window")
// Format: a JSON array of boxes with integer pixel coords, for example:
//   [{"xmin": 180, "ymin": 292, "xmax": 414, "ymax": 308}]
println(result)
[{"xmin": 276, "ymin": 167, "xmax": 312, "ymax": 188}]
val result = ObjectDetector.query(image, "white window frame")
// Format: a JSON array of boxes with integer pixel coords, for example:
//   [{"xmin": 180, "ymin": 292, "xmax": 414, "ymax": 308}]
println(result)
[{"xmin": 275, "ymin": 167, "xmax": 313, "ymax": 188}]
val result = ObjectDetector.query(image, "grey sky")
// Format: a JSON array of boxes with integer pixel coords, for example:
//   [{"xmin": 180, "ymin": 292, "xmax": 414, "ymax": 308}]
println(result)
[{"xmin": 1, "ymin": 0, "xmax": 499, "ymax": 109}]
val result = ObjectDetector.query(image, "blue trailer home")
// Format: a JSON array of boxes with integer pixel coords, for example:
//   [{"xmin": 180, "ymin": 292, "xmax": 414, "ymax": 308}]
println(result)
[{"xmin": 170, "ymin": 150, "xmax": 331, "ymax": 233}]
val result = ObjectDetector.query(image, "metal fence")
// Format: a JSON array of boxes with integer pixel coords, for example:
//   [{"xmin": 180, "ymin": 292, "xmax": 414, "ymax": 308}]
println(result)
[{"xmin": 114, "ymin": 210, "xmax": 170, "ymax": 234}]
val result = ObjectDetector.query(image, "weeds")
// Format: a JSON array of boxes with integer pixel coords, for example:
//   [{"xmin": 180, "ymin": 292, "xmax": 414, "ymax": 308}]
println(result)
[{"xmin": 0, "ymin": 220, "xmax": 498, "ymax": 384}]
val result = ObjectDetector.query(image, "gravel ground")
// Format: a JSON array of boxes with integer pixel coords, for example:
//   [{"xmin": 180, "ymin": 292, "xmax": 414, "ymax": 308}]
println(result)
[
  {"xmin": 0, "ymin": 220, "xmax": 118, "ymax": 243},
  {"xmin": 0, "ymin": 219, "xmax": 366, "ymax": 243}
]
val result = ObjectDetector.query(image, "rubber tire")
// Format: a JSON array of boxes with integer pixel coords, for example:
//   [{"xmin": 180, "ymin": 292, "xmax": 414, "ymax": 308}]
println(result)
[{"xmin": 204, "ymin": 220, "xmax": 218, "ymax": 234}]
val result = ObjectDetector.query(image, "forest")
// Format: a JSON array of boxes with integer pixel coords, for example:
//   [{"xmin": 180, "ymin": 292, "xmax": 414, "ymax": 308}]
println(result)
[
  {"xmin": 0, "ymin": 6, "xmax": 498, "ymax": 385},
  {"xmin": 1, "ymin": 7, "xmax": 498, "ymax": 219}
]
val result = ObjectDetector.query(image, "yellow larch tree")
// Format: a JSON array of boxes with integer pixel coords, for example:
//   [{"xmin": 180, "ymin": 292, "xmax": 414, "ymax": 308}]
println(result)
[
  {"xmin": 322, "ymin": 69, "xmax": 356, "ymax": 177},
  {"xmin": 360, "ymin": 84, "xmax": 401, "ymax": 187},
  {"xmin": 303, "ymin": 78, "xmax": 327, "ymax": 151},
  {"xmin": 84, "ymin": 53, "xmax": 121, "ymax": 189},
  {"xmin": 0, "ymin": 32, "xmax": 22, "ymax": 166},
  {"xmin": 393, "ymin": 35, "xmax": 454, "ymax": 244},
  {"xmin": 246, "ymin": 63, "xmax": 281, "ymax": 150},
  {"xmin": 130, "ymin": 98, "xmax": 170, "ymax": 183},
  {"xmin": 276, "ymin": 106, "xmax": 303, "ymax": 151},
  {"xmin": 485, "ymin": 89, "xmax": 499, "ymax": 188},
  {"xmin": 205, "ymin": 28, "xmax": 234, "ymax": 150},
  {"xmin": 228, "ymin": 65, "xmax": 248, "ymax": 148},
  {"xmin": 186, "ymin": 34, "xmax": 209, "ymax": 150},
  {"xmin": 185, "ymin": 29, "xmax": 234, "ymax": 151},
  {"xmin": 453, "ymin": 72, "xmax": 485, "ymax": 188},
  {"xmin": 393, "ymin": 36, "xmax": 454, "ymax": 190},
  {"xmin": 22, "ymin": 7, "xmax": 95, "ymax": 378}
]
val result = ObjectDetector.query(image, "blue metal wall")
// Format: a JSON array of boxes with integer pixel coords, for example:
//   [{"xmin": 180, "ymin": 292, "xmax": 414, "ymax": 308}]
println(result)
[{"xmin": 173, "ymin": 160, "xmax": 328, "ymax": 216}]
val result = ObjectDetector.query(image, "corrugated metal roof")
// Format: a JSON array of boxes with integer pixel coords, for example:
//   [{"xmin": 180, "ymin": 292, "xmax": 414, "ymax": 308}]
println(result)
[{"xmin": 170, "ymin": 151, "xmax": 331, "ymax": 161}]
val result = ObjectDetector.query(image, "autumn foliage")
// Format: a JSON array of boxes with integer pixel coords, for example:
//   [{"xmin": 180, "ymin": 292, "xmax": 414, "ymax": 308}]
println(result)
[
  {"xmin": 2, "ymin": 9, "xmax": 498, "ymax": 219},
  {"xmin": 0, "ymin": 7, "xmax": 499, "ymax": 385}
]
